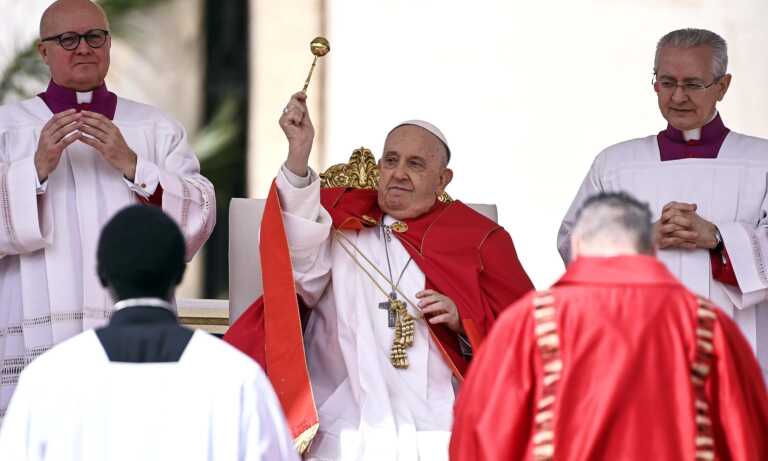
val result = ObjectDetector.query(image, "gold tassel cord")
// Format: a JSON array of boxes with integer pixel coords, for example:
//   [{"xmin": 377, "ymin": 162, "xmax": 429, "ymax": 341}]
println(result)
[
  {"xmin": 390, "ymin": 299, "xmax": 415, "ymax": 368},
  {"xmin": 334, "ymin": 231, "xmax": 419, "ymax": 368}
]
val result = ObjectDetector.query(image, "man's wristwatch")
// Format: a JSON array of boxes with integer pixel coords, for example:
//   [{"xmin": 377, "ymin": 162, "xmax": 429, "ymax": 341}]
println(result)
[{"xmin": 713, "ymin": 227, "xmax": 724, "ymax": 252}]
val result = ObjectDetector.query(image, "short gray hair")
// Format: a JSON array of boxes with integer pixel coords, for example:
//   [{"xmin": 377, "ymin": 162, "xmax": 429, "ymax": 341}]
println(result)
[
  {"xmin": 573, "ymin": 192, "xmax": 653, "ymax": 254},
  {"xmin": 654, "ymin": 28, "xmax": 728, "ymax": 78}
]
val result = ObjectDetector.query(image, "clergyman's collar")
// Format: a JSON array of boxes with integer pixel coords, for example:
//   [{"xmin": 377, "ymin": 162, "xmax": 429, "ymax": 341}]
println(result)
[
  {"xmin": 114, "ymin": 297, "xmax": 174, "ymax": 311},
  {"xmin": 37, "ymin": 79, "xmax": 118, "ymax": 119},
  {"xmin": 657, "ymin": 111, "xmax": 729, "ymax": 161}
]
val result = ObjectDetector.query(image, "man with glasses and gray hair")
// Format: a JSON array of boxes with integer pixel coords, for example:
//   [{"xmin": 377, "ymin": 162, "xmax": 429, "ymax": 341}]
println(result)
[
  {"xmin": 559, "ymin": 28, "xmax": 768, "ymax": 381},
  {"xmin": 454, "ymin": 192, "xmax": 767, "ymax": 460},
  {"xmin": 0, "ymin": 0, "xmax": 215, "ymax": 423}
]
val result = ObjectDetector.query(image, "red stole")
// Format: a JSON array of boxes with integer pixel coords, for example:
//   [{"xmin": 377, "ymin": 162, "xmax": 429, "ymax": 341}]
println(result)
[
  {"xmin": 319, "ymin": 187, "xmax": 524, "ymax": 372},
  {"xmin": 224, "ymin": 183, "xmax": 533, "ymax": 443}
]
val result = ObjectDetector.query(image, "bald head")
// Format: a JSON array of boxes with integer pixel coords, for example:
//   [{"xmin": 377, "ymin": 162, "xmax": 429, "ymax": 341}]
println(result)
[
  {"xmin": 37, "ymin": 0, "xmax": 111, "ymax": 91},
  {"xmin": 40, "ymin": 0, "xmax": 109, "ymax": 38}
]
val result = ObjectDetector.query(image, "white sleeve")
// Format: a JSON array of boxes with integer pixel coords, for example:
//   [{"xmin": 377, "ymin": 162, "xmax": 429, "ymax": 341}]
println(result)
[
  {"xmin": 0, "ymin": 371, "xmax": 42, "ymax": 461},
  {"xmin": 557, "ymin": 154, "xmax": 606, "ymax": 264},
  {"xmin": 274, "ymin": 165, "xmax": 333, "ymax": 307},
  {"xmin": 121, "ymin": 159, "xmax": 157, "ymax": 199},
  {"xmin": 280, "ymin": 163, "xmax": 313, "ymax": 188},
  {"xmin": 0, "ymin": 155, "xmax": 53, "ymax": 258},
  {"xmin": 242, "ymin": 370, "xmax": 301, "ymax": 461},
  {"xmin": 140, "ymin": 120, "xmax": 216, "ymax": 261},
  {"xmin": 716, "ymin": 180, "xmax": 768, "ymax": 309}
]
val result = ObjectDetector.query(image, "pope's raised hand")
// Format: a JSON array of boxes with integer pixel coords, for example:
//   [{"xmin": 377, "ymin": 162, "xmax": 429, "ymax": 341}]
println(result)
[
  {"xmin": 35, "ymin": 109, "xmax": 83, "ymax": 181},
  {"xmin": 280, "ymin": 92, "xmax": 315, "ymax": 177}
]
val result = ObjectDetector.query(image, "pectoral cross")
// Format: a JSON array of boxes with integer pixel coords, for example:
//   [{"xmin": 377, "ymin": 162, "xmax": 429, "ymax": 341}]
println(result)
[{"xmin": 378, "ymin": 292, "xmax": 397, "ymax": 328}]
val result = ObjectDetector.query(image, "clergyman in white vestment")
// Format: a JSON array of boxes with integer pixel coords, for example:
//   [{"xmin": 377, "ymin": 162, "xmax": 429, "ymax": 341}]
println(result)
[
  {"xmin": 559, "ymin": 28, "xmax": 768, "ymax": 379},
  {"xmin": 268, "ymin": 92, "xmax": 533, "ymax": 460},
  {"xmin": 0, "ymin": 205, "xmax": 296, "ymax": 461},
  {"xmin": 0, "ymin": 0, "xmax": 215, "ymax": 422}
]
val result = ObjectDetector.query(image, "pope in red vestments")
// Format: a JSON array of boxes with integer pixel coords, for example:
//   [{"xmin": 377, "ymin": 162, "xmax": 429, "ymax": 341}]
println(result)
[
  {"xmin": 225, "ymin": 92, "xmax": 533, "ymax": 458},
  {"xmin": 450, "ymin": 192, "xmax": 768, "ymax": 461}
]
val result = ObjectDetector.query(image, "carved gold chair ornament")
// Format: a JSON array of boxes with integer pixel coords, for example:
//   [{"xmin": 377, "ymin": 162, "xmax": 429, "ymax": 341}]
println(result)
[{"xmin": 320, "ymin": 147, "xmax": 452, "ymax": 203}]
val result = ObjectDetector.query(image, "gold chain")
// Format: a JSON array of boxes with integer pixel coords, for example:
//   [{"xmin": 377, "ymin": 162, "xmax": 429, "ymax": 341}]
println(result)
[
  {"xmin": 333, "ymin": 230, "xmax": 420, "ymax": 313},
  {"xmin": 334, "ymin": 229, "xmax": 418, "ymax": 368}
]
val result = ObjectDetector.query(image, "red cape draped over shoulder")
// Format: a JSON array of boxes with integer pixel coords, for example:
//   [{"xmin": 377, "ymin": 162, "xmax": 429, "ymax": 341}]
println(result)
[
  {"xmin": 450, "ymin": 255, "xmax": 768, "ymax": 461},
  {"xmin": 224, "ymin": 183, "xmax": 533, "ymax": 443}
]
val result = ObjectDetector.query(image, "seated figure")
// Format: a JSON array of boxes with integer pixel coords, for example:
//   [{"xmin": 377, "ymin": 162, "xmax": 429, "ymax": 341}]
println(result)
[{"xmin": 225, "ymin": 91, "xmax": 534, "ymax": 460}]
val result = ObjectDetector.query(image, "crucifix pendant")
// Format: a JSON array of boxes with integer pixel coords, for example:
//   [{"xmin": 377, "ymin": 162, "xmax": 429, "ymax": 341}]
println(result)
[{"xmin": 378, "ymin": 292, "xmax": 397, "ymax": 328}]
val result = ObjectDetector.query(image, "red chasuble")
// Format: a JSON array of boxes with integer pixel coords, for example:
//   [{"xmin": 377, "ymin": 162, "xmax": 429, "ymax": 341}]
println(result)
[
  {"xmin": 450, "ymin": 255, "xmax": 768, "ymax": 461},
  {"xmin": 224, "ymin": 182, "xmax": 533, "ymax": 444}
]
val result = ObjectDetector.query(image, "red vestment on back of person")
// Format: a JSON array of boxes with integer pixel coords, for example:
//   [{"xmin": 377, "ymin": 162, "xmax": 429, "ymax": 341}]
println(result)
[{"xmin": 450, "ymin": 255, "xmax": 768, "ymax": 461}]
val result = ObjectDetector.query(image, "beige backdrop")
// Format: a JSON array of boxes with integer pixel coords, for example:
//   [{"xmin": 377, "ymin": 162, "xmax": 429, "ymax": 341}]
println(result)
[
  {"xmin": 319, "ymin": 0, "xmax": 768, "ymax": 288},
  {"xmin": 4, "ymin": 0, "xmax": 768, "ymax": 294}
]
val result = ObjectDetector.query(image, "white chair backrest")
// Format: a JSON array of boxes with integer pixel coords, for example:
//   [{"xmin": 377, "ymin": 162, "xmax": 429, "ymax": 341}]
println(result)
[
  {"xmin": 228, "ymin": 197, "xmax": 497, "ymax": 324},
  {"xmin": 229, "ymin": 198, "xmax": 265, "ymax": 324},
  {"xmin": 468, "ymin": 203, "xmax": 497, "ymax": 222}
]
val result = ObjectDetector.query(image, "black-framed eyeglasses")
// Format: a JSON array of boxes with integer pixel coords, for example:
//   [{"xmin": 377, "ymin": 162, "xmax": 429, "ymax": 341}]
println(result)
[
  {"xmin": 652, "ymin": 73, "xmax": 723, "ymax": 93},
  {"xmin": 41, "ymin": 29, "xmax": 109, "ymax": 51}
]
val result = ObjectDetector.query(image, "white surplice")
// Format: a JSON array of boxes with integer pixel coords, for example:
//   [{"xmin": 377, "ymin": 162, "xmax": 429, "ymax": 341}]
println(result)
[
  {"xmin": 276, "ymin": 167, "xmax": 455, "ymax": 461},
  {"xmin": 558, "ymin": 129, "xmax": 768, "ymax": 379},
  {"xmin": 0, "ymin": 329, "xmax": 298, "ymax": 461},
  {"xmin": 0, "ymin": 95, "xmax": 216, "ymax": 421}
]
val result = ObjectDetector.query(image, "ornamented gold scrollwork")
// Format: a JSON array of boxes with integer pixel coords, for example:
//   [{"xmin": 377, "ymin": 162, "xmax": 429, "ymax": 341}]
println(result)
[
  {"xmin": 320, "ymin": 147, "xmax": 453, "ymax": 202},
  {"xmin": 320, "ymin": 147, "xmax": 380, "ymax": 189}
]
